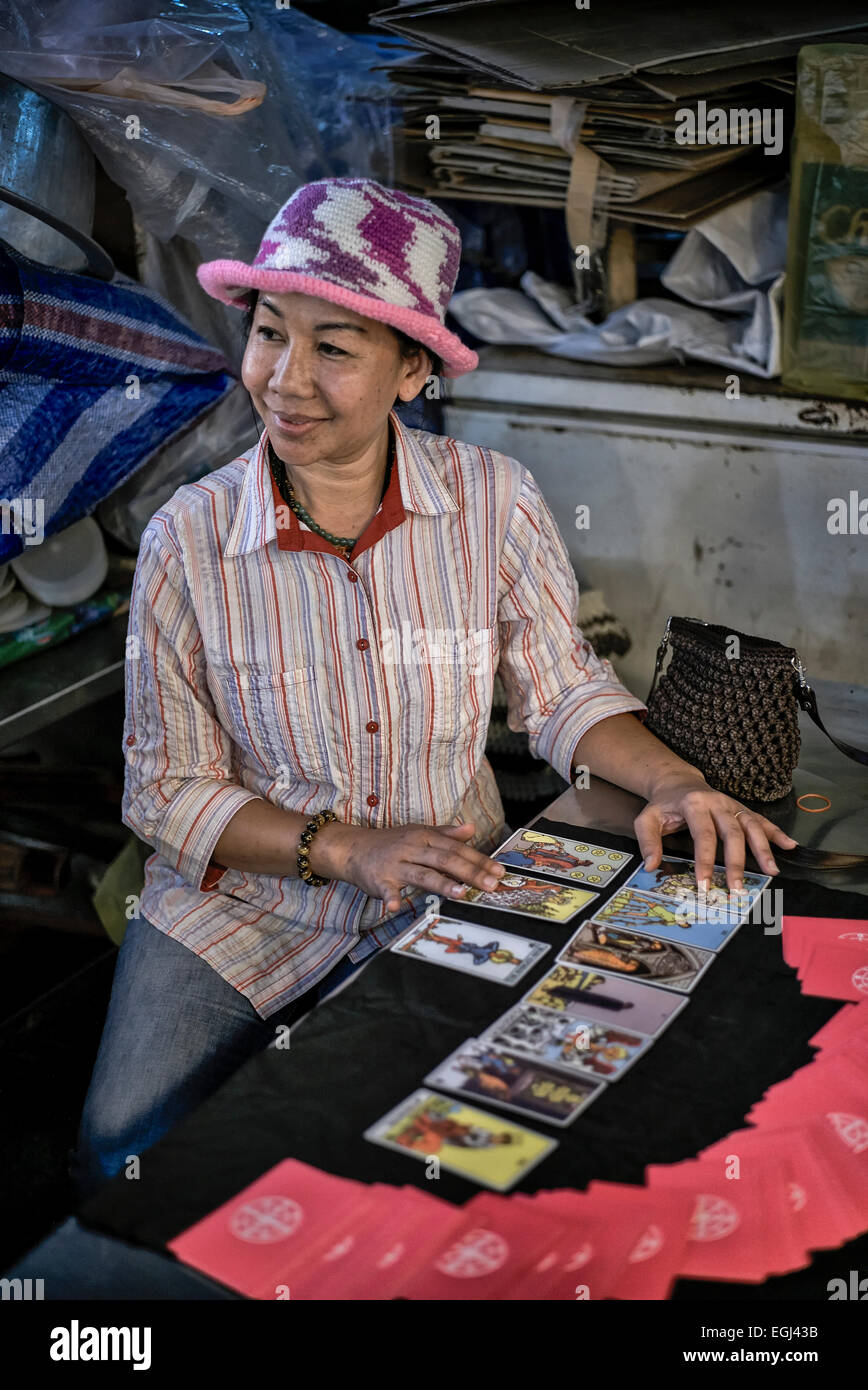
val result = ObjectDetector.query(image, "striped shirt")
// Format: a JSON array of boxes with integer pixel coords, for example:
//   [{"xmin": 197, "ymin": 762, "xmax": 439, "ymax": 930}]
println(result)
[{"xmin": 122, "ymin": 409, "xmax": 646, "ymax": 1018}]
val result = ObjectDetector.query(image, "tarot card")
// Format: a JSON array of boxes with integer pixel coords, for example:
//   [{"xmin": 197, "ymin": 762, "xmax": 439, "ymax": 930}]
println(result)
[
  {"xmin": 524, "ymin": 961, "xmax": 687, "ymax": 1036},
  {"xmin": 425, "ymin": 1037, "xmax": 605, "ymax": 1127},
  {"xmin": 625, "ymin": 856, "xmax": 769, "ymax": 928},
  {"xmin": 401, "ymin": 1193, "xmax": 566, "ymax": 1301},
  {"xmin": 389, "ymin": 910, "xmax": 549, "ymax": 985},
  {"xmin": 592, "ymin": 885, "xmax": 746, "ymax": 953},
  {"xmin": 558, "ymin": 920, "xmax": 714, "ymax": 994},
  {"xmin": 480, "ymin": 1002, "xmax": 652, "ymax": 1082},
  {"xmin": 494, "ymin": 827, "xmax": 634, "ymax": 886},
  {"xmin": 461, "ymin": 873, "xmax": 597, "ymax": 924},
  {"xmin": 167, "ymin": 1158, "xmax": 371, "ymax": 1300},
  {"xmin": 364, "ymin": 1089, "xmax": 557, "ymax": 1191}
]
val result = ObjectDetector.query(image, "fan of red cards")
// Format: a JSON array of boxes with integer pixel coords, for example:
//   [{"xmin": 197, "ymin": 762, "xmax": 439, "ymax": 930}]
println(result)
[{"xmin": 168, "ymin": 914, "xmax": 868, "ymax": 1298}]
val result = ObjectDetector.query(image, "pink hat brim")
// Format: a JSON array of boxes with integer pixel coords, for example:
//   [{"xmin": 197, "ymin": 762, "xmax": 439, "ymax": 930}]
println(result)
[{"xmin": 196, "ymin": 260, "xmax": 478, "ymax": 379}]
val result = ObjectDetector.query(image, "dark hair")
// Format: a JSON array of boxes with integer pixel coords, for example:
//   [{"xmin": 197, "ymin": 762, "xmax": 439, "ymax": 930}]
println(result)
[
  {"xmin": 391, "ymin": 325, "xmax": 444, "ymax": 381},
  {"xmin": 240, "ymin": 288, "xmax": 443, "ymax": 380}
]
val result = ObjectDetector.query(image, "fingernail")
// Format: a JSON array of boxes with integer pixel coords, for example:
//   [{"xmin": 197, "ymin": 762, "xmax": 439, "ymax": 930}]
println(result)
[
  {"xmin": 733, "ymin": 879, "xmax": 743, "ymax": 893},
  {"xmin": 697, "ymin": 878, "xmax": 709, "ymax": 892},
  {"xmin": 643, "ymin": 858, "xmax": 652, "ymax": 870},
  {"xmin": 451, "ymin": 884, "xmax": 466, "ymax": 896},
  {"xmin": 484, "ymin": 876, "xmax": 498, "ymax": 889}
]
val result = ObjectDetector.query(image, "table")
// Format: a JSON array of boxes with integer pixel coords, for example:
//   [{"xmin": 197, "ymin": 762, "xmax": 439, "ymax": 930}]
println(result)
[
  {"xmin": 9, "ymin": 775, "xmax": 864, "ymax": 1300},
  {"xmin": 5, "ymin": 762, "xmax": 868, "ymax": 1301},
  {"xmin": 537, "ymin": 762, "xmax": 868, "ymax": 899}
]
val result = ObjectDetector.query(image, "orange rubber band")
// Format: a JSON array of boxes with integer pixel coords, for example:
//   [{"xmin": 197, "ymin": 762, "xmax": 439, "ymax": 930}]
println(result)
[{"xmin": 796, "ymin": 793, "xmax": 832, "ymax": 813}]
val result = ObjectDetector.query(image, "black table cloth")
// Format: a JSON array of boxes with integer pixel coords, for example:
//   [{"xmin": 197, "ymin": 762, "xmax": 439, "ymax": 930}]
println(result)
[{"xmin": 78, "ymin": 821, "xmax": 868, "ymax": 1299}]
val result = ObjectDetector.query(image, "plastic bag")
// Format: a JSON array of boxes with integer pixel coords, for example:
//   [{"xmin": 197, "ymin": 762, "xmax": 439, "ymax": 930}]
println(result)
[
  {"xmin": 0, "ymin": 238, "xmax": 235, "ymax": 563},
  {"xmin": 450, "ymin": 186, "xmax": 789, "ymax": 377},
  {"xmin": 97, "ymin": 383, "xmax": 258, "ymax": 551},
  {"xmin": 783, "ymin": 45, "xmax": 868, "ymax": 401},
  {"xmin": 134, "ymin": 223, "xmax": 249, "ymax": 369},
  {"xmin": 0, "ymin": 0, "xmax": 394, "ymax": 253}
]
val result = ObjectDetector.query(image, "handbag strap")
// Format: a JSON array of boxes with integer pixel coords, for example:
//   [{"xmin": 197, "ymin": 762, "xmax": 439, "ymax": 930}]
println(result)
[
  {"xmin": 792, "ymin": 658, "xmax": 868, "ymax": 767},
  {"xmin": 644, "ymin": 614, "xmax": 680, "ymax": 704}
]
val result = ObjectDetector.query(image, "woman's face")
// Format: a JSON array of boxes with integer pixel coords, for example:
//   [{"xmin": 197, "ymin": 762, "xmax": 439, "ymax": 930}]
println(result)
[{"xmin": 242, "ymin": 291, "xmax": 431, "ymax": 468}]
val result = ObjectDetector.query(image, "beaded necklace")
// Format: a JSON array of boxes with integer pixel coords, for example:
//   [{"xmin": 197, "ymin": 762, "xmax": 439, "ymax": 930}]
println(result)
[{"xmin": 267, "ymin": 428, "xmax": 394, "ymax": 561}]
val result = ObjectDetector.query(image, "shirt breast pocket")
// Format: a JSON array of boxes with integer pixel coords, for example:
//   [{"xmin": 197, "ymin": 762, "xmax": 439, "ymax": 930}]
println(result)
[
  {"xmin": 209, "ymin": 661, "xmax": 335, "ymax": 787},
  {"xmin": 429, "ymin": 626, "xmax": 498, "ymax": 748}
]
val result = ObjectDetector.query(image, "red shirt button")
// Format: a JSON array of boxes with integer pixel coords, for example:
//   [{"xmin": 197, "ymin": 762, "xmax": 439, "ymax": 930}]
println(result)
[
  {"xmin": 366, "ymin": 720, "xmax": 379, "ymax": 733},
  {"xmin": 347, "ymin": 571, "xmax": 358, "ymax": 583},
  {"xmin": 126, "ymin": 735, "xmax": 136, "ymax": 746},
  {"xmin": 356, "ymin": 637, "xmax": 369, "ymax": 651},
  {"xmin": 366, "ymin": 793, "xmax": 379, "ymax": 807}
]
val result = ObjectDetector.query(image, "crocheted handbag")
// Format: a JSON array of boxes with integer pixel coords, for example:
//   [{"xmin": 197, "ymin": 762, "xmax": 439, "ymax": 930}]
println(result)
[{"xmin": 645, "ymin": 616, "xmax": 868, "ymax": 802}]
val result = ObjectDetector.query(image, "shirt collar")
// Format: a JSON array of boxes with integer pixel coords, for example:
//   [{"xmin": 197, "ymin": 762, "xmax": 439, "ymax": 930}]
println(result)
[{"xmin": 223, "ymin": 409, "xmax": 459, "ymax": 559}]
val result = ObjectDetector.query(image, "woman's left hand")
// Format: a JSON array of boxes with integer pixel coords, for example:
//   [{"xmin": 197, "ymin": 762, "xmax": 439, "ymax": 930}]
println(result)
[{"xmin": 634, "ymin": 773, "xmax": 798, "ymax": 891}]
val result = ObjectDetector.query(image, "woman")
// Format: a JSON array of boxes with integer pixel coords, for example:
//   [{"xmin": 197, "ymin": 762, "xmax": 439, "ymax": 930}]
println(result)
[{"xmin": 73, "ymin": 178, "xmax": 796, "ymax": 1198}]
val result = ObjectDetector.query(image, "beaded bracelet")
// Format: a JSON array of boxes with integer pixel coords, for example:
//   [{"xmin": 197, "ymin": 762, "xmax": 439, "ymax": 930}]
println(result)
[{"xmin": 296, "ymin": 808, "xmax": 338, "ymax": 886}]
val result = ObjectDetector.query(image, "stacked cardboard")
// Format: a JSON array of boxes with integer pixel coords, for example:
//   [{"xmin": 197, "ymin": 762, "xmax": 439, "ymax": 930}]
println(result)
[{"xmin": 374, "ymin": 3, "xmax": 867, "ymax": 229}]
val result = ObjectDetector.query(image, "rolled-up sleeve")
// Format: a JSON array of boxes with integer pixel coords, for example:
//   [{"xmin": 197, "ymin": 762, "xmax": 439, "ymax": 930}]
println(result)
[
  {"xmin": 497, "ymin": 465, "xmax": 647, "ymax": 783},
  {"xmin": 122, "ymin": 521, "xmax": 261, "ymax": 890}
]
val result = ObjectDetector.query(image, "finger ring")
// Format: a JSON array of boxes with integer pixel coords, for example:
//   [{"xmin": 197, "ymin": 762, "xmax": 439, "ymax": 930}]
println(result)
[{"xmin": 733, "ymin": 810, "xmax": 749, "ymax": 823}]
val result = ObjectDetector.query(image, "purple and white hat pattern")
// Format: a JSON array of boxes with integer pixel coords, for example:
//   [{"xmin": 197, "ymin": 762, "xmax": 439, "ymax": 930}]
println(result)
[{"xmin": 197, "ymin": 178, "xmax": 477, "ymax": 377}]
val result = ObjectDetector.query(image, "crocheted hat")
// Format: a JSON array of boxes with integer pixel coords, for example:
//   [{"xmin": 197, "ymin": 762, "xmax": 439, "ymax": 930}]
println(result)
[{"xmin": 197, "ymin": 178, "xmax": 478, "ymax": 378}]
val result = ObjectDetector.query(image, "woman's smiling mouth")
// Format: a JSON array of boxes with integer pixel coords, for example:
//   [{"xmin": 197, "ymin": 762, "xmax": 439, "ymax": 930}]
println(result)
[{"xmin": 270, "ymin": 410, "xmax": 329, "ymax": 435}]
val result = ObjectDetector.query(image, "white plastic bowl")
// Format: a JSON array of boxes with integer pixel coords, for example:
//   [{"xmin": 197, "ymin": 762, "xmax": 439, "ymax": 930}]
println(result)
[
  {"xmin": 11, "ymin": 516, "xmax": 108, "ymax": 606},
  {"xmin": 0, "ymin": 591, "xmax": 50, "ymax": 632},
  {"xmin": 0, "ymin": 589, "xmax": 28, "ymax": 629}
]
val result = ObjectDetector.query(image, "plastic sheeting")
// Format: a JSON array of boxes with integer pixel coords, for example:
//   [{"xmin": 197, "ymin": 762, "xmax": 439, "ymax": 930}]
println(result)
[
  {"xmin": 97, "ymin": 383, "xmax": 257, "ymax": 551},
  {"xmin": 449, "ymin": 186, "xmax": 789, "ymax": 378},
  {"xmin": 0, "ymin": 0, "xmax": 395, "ymax": 257},
  {"xmin": 0, "ymin": 238, "xmax": 235, "ymax": 563},
  {"xmin": 0, "ymin": 0, "xmax": 399, "ymax": 484}
]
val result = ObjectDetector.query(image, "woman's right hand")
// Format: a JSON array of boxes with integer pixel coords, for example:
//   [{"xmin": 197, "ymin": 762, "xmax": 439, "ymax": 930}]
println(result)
[{"xmin": 313, "ymin": 820, "xmax": 506, "ymax": 914}]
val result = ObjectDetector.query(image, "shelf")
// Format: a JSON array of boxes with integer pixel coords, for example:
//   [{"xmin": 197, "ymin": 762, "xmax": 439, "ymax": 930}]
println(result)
[{"xmin": 0, "ymin": 613, "xmax": 127, "ymax": 752}]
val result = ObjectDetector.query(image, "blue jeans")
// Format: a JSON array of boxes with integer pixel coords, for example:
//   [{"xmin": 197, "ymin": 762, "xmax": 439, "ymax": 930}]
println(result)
[
  {"xmin": 3, "ymin": 1217, "xmax": 241, "ymax": 1300},
  {"xmin": 71, "ymin": 913, "xmax": 375, "ymax": 1203}
]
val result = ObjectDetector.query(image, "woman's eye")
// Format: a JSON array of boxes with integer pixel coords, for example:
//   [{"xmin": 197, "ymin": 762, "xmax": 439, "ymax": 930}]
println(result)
[
  {"xmin": 318, "ymin": 342, "xmax": 348, "ymax": 357},
  {"xmin": 256, "ymin": 325, "xmax": 279, "ymax": 340}
]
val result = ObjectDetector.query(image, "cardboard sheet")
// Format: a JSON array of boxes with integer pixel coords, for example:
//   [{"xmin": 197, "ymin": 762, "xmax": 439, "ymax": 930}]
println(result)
[{"xmin": 372, "ymin": 1, "xmax": 868, "ymax": 92}]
